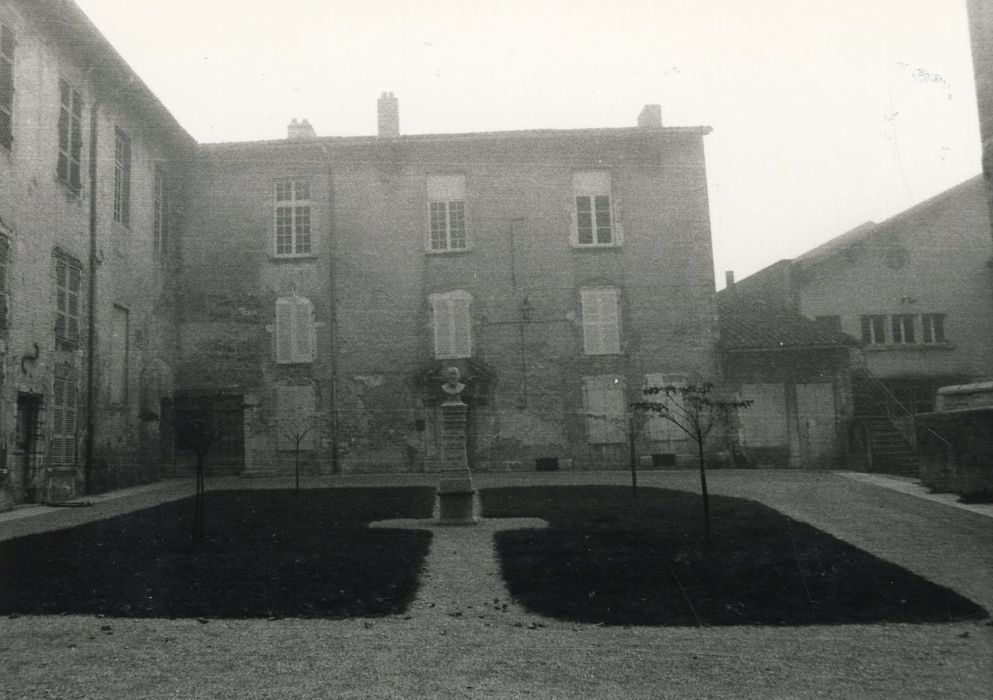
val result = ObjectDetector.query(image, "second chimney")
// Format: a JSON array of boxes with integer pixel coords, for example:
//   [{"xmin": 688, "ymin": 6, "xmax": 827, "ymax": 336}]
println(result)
[
  {"xmin": 287, "ymin": 118, "xmax": 317, "ymax": 141},
  {"xmin": 637, "ymin": 104, "xmax": 663, "ymax": 129},
  {"xmin": 378, "ymin": 92, "xmax": 399, "ymax": 137}
]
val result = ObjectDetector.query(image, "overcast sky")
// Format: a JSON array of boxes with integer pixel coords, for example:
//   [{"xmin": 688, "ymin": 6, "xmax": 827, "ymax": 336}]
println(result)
[{"xmin": 73, "ymin": 0, "xmax": 982, "ymax": 285}]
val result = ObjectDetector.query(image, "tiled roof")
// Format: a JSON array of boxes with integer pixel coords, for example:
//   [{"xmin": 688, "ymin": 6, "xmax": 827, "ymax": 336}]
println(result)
[{"xmin": 717, "ymin": 296, "xmax": 858, "ymax": 351}]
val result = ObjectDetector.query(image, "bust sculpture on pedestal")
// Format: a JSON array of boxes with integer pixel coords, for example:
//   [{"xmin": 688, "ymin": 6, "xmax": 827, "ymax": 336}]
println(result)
[
  {"xmin": 436, "ymin": 365, "xmax": 475, "ymax": 524},
  {"xmin": 441, "ymin": 366, "xmax": 466, "ymax": 405}
]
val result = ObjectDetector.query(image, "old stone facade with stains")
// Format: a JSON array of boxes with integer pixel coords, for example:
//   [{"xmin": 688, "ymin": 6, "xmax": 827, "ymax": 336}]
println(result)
[
  {"xmin": 175, "ymin": 101, "xmax": 719, "ymax": 476},
  {"xmin": 0, "ymin": 0, "xmax": 720, "ymax": 503},
  {"xmin": 0, "ymin": 0, "xmax": 192, "ymax": 505}
]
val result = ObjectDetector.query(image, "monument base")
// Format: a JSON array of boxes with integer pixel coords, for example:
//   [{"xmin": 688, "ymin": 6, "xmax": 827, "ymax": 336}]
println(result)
[{"xmin": 437, "ymin": 478, "xmax": 477, "ymax": 525}]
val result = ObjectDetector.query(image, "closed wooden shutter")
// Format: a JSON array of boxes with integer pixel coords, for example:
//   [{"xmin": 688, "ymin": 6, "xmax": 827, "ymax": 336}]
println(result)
[
  {"xmin": 581, "ymin": 287, "xmax": 620, "ymax": 355},
  {"xmin": 644, "ymin": 373, "xmax": 688, "ymax": 442},
  {"xmin": 0, "ymin": 236, "xmax": 8, "ymax": 328},
  {"xmin": 276, "ymin": 384, "xmax": 316, "ymax": 451},
  {"xmin": 431, "ymin": 291, "xmax": 472, "ymax": 359},
  {"xmin": 51, "ymin": 371, "xmax": 78, "ymax": 468},
  {"xmin": 584, "ymin": 375, "xmax": 626, "ymax": 444}
]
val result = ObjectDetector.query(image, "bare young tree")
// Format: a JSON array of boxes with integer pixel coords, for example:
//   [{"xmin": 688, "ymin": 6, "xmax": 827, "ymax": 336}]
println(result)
[
  {"xmin": 173, "ymin": 403, "xmax": 220, "ymax": 544},
  {"xmin": 278, "ymin": 408, "xmax": 317, "ymax": 500},
  {"xmin": 632, "ymin": 383, "xmax": 752, "ymax": 542}
]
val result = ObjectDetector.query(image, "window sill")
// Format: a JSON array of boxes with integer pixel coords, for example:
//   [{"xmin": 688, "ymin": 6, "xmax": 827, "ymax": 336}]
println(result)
[
  {"xmin": 56, "ymin": 179, "xmax": 83, "ymax": 200},
  {"xmin": 572, "ymin": 243, "xmax": 621, "ymax": 251},
  {"xmin": 864, "ymin": 343, "xmax": 955, "ymax": 352},
  {"xmin": 425, "ymin": 247, "xmax": 472, "ymax": 256},
  {"xmin": 270, "ymin": 254, "xmax": 318, "ymax": 262}
]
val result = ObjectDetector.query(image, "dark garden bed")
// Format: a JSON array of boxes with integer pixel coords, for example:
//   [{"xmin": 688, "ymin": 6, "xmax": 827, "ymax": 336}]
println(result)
[
  {"xmin": 482, "ymin": 486, "xmax": 988, "ymax": 626},
  {"xmin": 0, "ymin": 487, "xmax": 434, "ymax": 619}
]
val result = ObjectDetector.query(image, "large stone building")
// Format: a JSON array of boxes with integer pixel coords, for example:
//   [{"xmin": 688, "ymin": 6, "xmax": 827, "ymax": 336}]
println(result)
[
  {"xmin": 174, "ymin": 98, "xmax": 719, "ymax": 476},
  {"xmin": 0, "ymin": 0, "xmax": 720, "ymax": 501},
  {"xmin": 0, "ymin": 0, "xmax": 193, "ymax": 505}
]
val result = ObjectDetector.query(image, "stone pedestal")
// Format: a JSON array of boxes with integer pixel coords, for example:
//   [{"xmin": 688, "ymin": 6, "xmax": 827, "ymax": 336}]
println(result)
[{"xmin": 437, "ymin": 400, "xmax": 476, "ymax": 524}]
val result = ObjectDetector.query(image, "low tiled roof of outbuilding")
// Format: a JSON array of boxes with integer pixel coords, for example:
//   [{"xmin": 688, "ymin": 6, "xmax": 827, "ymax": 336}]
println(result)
[{"xmin": 717, "ymin": 296, "xmax": 859, "ymax": 351}]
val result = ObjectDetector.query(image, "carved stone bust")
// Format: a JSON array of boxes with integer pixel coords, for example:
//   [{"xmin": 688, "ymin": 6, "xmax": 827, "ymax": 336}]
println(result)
[{"xmin": 441, "ymin": 366, "xmax": 466, "ymax": 405}]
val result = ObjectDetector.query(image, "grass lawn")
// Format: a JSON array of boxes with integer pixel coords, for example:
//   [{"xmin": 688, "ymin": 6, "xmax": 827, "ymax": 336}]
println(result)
[
  {"xmin": 0, "ymin": 487, "xmax": 434, "ymax": 620},
  {"xmin": 482, "ymin": 485, "xmax": 988, "ymax": 627}
]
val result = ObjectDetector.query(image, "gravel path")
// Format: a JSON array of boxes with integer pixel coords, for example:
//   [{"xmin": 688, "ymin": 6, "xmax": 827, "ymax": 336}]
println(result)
[{"xmin": 0, "ymin": 470, "xmax": 990, "ymax": 698}]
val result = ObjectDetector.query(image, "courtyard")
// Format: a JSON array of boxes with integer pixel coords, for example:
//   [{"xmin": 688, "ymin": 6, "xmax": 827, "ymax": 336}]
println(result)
[{"xmin": 0, "ymin": 470, "xmax": 990, "ymax": 698}]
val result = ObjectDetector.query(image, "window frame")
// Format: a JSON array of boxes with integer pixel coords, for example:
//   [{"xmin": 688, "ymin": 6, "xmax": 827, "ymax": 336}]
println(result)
[
  {"xmin": 109, "ymin": 304, "xmax": 129, "ymax": 406},
  {"xmin": 860, "ymin": 314, "xmax": 886, "ymax": 345},
  {"xmin": 580, "ymin": 286, "xmax": 621, "ymax": 355},
  {"xmin": 153, "ymin": 164, "xmax": 168, "ymax": 258},
  {"xmin": 0, "ymin": 234, "xmax": 8, "ymax": 330},
  {"xmin": 50, "ymin": 366, "xmax": 79, "ymax": 469},
  {"xmin": 56, "ymin": 77, "xmax": 83, "ymax": 192},
  {"xmin": 426, "ymin": 174, "xmax": 468, "ymax": 252},
  {"xmin": 54, "ymin": 253, "xmax": 82, "ymax": 348},
  {"xmin": 113, "ymin": 127, "xmax": 131, "ymax": 226},
  {"xmin": 275, "ymin": 295, "xmax": 315, "ymax": 365},
  {"xmin": 273, "ymin": 179, "xmax": 313, "ymax": 258},
  {"xmin": 891, "ymin": 314, "xmax": 915, "ymax": 345},
  {"xmin": 0, "ymin": 21, "xmax": 15, "ymax": 150},
  {"xmin": 583, "ymin": 375, "xmax": 627, "ymax": 444},
  {"xmin": 921, "ymin": 313, "xmax": 946, "ymax": 345},
  {"xmin": 571, "ymin": 171, "xmax": 619, "ymax": 248},
  {"xmin": 429, "ymin": 290, "xmax": 472, "ymax": 359}
]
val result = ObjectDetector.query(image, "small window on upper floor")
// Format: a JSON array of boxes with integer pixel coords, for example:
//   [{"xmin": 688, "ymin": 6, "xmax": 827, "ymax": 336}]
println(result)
[
  {"xmin": 114, "ymin": 128, "xmax": 131, "ymax": 227},
  {"xmin": 572, "ymin": 171, "xmax": 618, "ymax": 247},
  {"xmin": 921, "ymin": 313, "xmax": 946, "ymax": 344},
  {"xmin": 427, "ymin": 174, "xmax": 467, "ymax": 252},
  {"xmin": 275, "ymin": 295, "xmax": 315, "ymax": 364},
  {"xmin": 581, "ymin": 286, "xmax": 621, "ymax": 355},
  {"xmin": 0, "ymin": 22, "xmax": 15, "ymax": 150},
  {"xmin": 860, "ymin": 314, "xmax": 885, "ymax": 345},
  {"xmin": 56, "ymin": 78, "xmax": 83, "ymax": 192},
  {"xmin": 891, "ymin": 314, "xmax": 915, "ymax": 345},
  {"xmin": 430, "ymin": 290, "xmax": 472, "ymax": 359},
  {"xmin": 54, "ymin": 253, "xmax": 82, "ymax": 348},
  {"xmin": 274, "ymin": 180, "xmax": 312, "ymax": 257}
]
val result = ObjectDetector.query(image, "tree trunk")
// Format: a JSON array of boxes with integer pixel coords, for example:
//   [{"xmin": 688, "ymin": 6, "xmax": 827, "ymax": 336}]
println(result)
[
  {"xmin": 697, "ymin": 431, "xmax": 710, "ymax": 543},
  {"xmin": 629, "ymin": 417, "xmax": 638, "ymax": 498}
]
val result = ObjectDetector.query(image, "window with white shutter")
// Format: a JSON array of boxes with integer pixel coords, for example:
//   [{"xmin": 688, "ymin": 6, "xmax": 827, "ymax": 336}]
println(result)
[
  {"xmin": 275, "ymin": 296, "xmax": 315, "ymax": 364},
  {"xmin": 430, "ymin": 290, "xmax": 472, "ymax": 359},
  {"xmin": 54, "ymin": 253, "xmax": 82, "ymax": 348},
  {"xmin": 580, "ymin": 286, "xmax": 620, "ymax": 355},
  {"xmin": 0, "ymin": 235, "xmax": 8, "ymax": 329},
  {"xmin": 644, "ymin": 373, "xmax": 688, "ymax": 442},
  {"xmin": 50, "ymin": 368, "xmax": 78, "ymax": 468},
  {"xmin": 1, "ymin": 22, "xmax": 15, "ymax": 150},
  {"xmin": 583, "ymin": 375, "xmax": 627, "ymax": 444},
  {"xmin": 276, "ymin": 384, "xmax": 316, "ymax": 451}
]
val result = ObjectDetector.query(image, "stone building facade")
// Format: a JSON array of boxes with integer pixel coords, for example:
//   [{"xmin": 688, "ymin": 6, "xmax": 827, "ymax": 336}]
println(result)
[
  {"xmin": 0, "ymin": 0, "xmax": 193, "ymax": 504},
  {"xmin": 174, "ymin": 100, "xmax": 719, "ymax": 476}
]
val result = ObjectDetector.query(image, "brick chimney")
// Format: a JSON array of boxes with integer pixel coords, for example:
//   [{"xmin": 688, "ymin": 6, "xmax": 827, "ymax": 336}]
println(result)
[
  {"xmin": 637, "ymin": 104, "xmax": 663, "ymax": 128},
  {"xmin": 378, "ymin": 92, "xmax": 399, "ymax": 137},
  {"xmin": 725, "ymin": 270, "xmax": 735, "ymax": 291},
  {"xmin": 287, "ymin": 118, "xmax": 317, "ymax": 141}
]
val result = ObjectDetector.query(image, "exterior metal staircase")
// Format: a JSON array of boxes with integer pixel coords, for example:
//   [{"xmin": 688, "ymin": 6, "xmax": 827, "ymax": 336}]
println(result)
[{"xmin": 851, "ymin": 369, "xmax": 920, "ymax": 475}]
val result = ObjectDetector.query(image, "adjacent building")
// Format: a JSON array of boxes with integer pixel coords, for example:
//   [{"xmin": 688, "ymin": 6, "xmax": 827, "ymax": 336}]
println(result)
[{"xmin": 0, "ymin": 0, "xmax": 193, "ymax": 504}]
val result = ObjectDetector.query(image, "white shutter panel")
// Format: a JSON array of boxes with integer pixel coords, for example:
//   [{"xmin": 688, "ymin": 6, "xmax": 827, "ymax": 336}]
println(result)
[
  {"xmin": 275, "ymin": 298, "xmax": 294, "ymax": 363},
  {"xmin": 601, "ymin": 289, "xmax": 620, "ymax": 354},
  {"xmin": 432, "ymin": 296, "xmax": 452, "ymax": 358},
  {"xmin": 293, "ymin": 298, "xmax": 314, "ymax": 363},
  {"xmin": 51, "ymin": 376, "xmax": 66, "ymax": 467},
  {"xmin": 452, "ymin": 297, "xmax": 471, "ymax": 358},
  {"xmin": 581, "ymin": 289, "xmax": 601, "ymax": 355}
]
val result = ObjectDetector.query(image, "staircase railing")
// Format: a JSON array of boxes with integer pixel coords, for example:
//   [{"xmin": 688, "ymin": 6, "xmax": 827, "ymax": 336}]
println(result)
[{"xmin": 852, "ymin": 367, "xmax": 950, "ymax": 448}]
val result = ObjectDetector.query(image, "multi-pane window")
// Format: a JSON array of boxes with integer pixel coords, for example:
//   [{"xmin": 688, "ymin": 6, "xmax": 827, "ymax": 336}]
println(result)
[
  {"xmin": 51, "ymin": 367, "xmax": 79, "ymax": 468},
  {"xmin": 153, "ymin": 165, "xmax": 168, "ymax": 256},
  {"xmin": 430, "ymin": 290, "xmax": 472, "ymax": 359},
  {"xmin": 921, "ymin": 314, "xmax": 946, "ymax": 344},
  {"xmin": 0, "ymin": 22, "xmax": 14, "ymax": 150},
  {"xmin": 274, "ymin": 180, "xmax": 312, "ymax": 256},
  {"xmin": 427, "ymin": 175, "xmax": 467, "ymax": 251},
  {"xmin": 57, "ymin": 78, "xmax": 83, "ymax": 191},
  {"xmin": 584, "ymin": 375, "xmax": 627, "ymax": 444},
  {"xmin": 891, "ymin": 314, "xmax": 915, "ymax": 344},
  {"xmin": 580, "ymin": 286, "xmax": 621, "ymax": 355},
  {"xmin": 275, "ymin": 296, "xmax": 315, "ymax": 364},
  {"xmin": 573, "ymin": 171, "xmax": 614, "ymax": 246},
  {"xmin": 860, "ymin": 315, "xmax": 886, "ymax": 345},
  {"xmin": 110, "ymin": 305, "xmax": 129, "ymax": 405},
  {"xmin": 55, "ymin": 255, "xmax": 82, "ymax": 346},
  {"xmin": 113, "ymin": 128, "xmax": 131, "ymax": 226}
]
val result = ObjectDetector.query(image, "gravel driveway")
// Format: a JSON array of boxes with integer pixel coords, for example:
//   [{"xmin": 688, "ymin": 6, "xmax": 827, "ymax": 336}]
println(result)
[{"xmin": 0, "ymin": 470, "xmax": 990, "ymax": 699}]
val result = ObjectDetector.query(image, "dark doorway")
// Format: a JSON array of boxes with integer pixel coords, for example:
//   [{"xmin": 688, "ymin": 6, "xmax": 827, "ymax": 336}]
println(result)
[
  {"xmin": 15, "ymin": 394, "xmax": 43, "ymax": 503},
  {"xmin": 173, "ymin": 394, "xmax": 245, "ymax": 476}
]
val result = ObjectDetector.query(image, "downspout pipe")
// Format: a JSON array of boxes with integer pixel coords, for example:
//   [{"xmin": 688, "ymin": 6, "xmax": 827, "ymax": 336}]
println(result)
[
  {"xmin": 84, "ymin": 100, "xmax": 98, "ymax": 493},
  {"xmin": 319, "ymin": 144, "xmax": 339, "ymax": 473}
]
